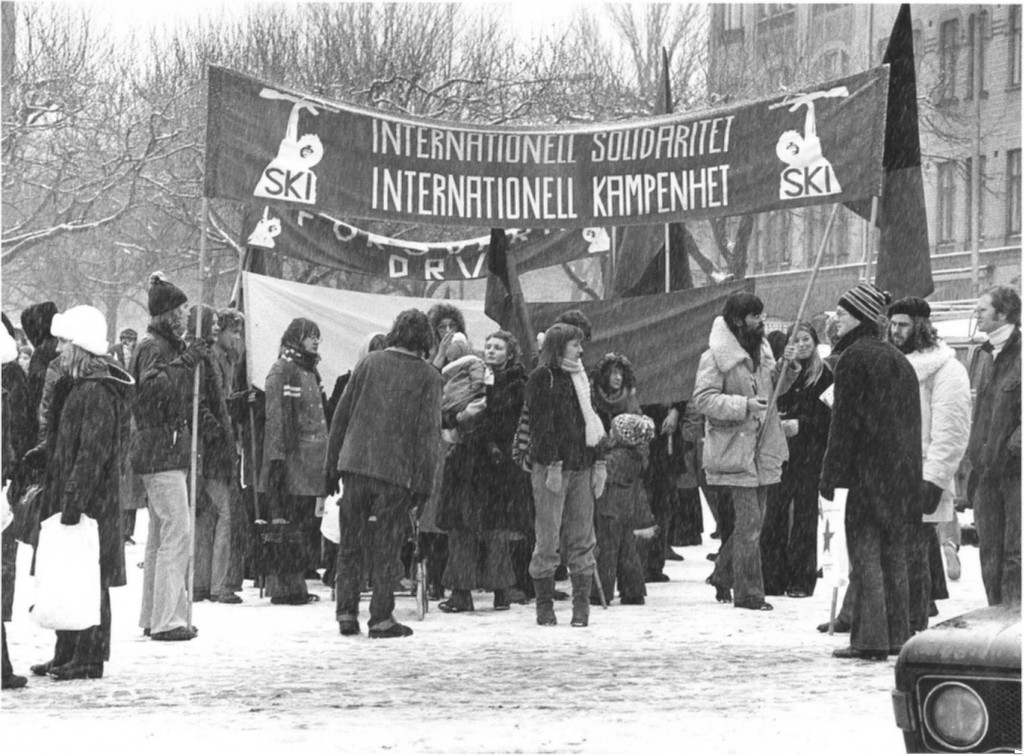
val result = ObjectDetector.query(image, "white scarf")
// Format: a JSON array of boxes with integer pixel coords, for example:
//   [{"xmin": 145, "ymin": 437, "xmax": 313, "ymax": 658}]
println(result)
[
  {"xmin": 560, "ymin": 357, "xmax": 606, "ymax": 447},
  {"xmin": 988, "ymin": 323, "xmax": 1015, "ymax": 358}
]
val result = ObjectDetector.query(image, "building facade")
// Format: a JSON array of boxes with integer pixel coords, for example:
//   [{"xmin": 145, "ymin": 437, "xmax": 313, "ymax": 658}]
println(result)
[{"xmin": 708, "ymin": 3, "xmax": 1021, "ymax": 317}]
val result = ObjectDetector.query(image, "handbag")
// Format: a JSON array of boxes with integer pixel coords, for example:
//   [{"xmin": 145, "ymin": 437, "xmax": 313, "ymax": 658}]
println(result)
[{"xmin": 31, "ymin": 513, "xmax": 101, "ymax": 630}]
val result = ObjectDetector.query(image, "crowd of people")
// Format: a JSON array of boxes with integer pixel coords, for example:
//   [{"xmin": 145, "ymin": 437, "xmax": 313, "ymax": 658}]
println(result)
[{"xmin": 0, "ymin": 272, "xmax": 1019, "ymax": 687}]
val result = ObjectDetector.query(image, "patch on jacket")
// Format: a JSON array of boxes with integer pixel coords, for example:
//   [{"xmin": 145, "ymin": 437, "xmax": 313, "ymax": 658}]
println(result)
[{"xmin": 283, "ymin": 384, "xmax": 302, "ymax": 398}]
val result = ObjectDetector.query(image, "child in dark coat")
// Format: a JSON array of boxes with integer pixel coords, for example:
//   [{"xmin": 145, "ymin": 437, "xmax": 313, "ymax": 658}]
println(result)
[{"xmin": 592, "ymin": 413, "xmax": 656, "ymax": 606}]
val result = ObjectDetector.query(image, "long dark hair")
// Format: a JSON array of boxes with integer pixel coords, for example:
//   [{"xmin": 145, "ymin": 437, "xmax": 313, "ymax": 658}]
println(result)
[
  {"xmin": 537, "ymin": 323, "xmax": 583, "ymax": 370},
  {"xmin": 386, "ymin": 309, "xmax": 434, "ymax": 359}
]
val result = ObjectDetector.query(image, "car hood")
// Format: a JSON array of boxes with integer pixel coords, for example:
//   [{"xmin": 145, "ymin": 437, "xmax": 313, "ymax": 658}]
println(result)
[{"xmin": 901, "ymin": 605, "xmax": 1021, "ymax": 670}]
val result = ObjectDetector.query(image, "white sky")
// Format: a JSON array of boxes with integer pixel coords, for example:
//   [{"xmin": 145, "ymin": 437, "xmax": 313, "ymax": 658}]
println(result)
[{"xmin": 77, "ymin": 0, "xmax": 592, "ymax": 44}]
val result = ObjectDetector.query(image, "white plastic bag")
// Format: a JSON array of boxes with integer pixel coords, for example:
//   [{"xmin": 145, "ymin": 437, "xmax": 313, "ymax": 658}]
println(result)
[
  {"xmin": 319, "ymin": 488, "xmax": 343, "ymax": 545},
  {"xmin": 32, "ymin": 513, "xmax": 101, "ymax": 630}
]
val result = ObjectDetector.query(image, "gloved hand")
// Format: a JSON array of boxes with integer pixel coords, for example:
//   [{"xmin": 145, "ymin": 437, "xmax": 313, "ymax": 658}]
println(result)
[
  {"xmin": 921, "ymin": 480, "xmax": 945, "ymax": 516},
  {"xmin": 545, "ymin": 462, "xmax": 563, "ymax": 493},
  {"xmin": 818, "ymin": 481, "xmax": 834, "ymax": 501},
  {"xmin": 591, "ymin": 460, "xmax": 607, "ymax": 499},
  {"xmin": 60, "ymin": 508, "xmax": 81, "ymax": 526},
  {"xmin": 22, "ymin": 443, "xmax": 47, "ymax": 470},
  {"xmin": 325, "ymin": 467, "xmax": 342, "ymax": 497},
  {"xmin": 178, "ymin": 340, "xmax": 211, "ymax": 370}
]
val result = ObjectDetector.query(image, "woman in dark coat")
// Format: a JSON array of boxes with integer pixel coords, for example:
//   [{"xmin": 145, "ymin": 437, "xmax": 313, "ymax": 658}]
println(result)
[
  {"xmin": 30, "ymin": 305, "xmax": 132, "ymax": 680},
  {"xmin": 437, "ymin": 331, "xmax": 532, "ymax": 612},
  {"xmin": 258, "ymin": 318, "xmax": 328, "ymax": 605},
  {"xmin": 760, "ymin": 321, "xmax": 833, "ymax": 598}
]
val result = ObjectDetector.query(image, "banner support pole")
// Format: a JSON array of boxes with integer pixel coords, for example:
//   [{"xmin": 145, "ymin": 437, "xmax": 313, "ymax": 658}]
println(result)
[
  {"xmin": 863, "ymin": 196, "xmax": 879, "ymax": 283},
  {"xmin": 187, "ymin": 196, "xmax": 209, "ymax": 632},
  {"xmin": 759, "ymin": 202, "xmax": 841, "ymax": 442},
  {"xmin": 664, "ymin": 225, "xmax": 671, "ymax": 294}
]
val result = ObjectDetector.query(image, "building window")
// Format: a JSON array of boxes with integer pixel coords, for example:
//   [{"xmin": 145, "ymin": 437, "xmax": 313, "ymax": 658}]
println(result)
[
  {"xmin": 812, "ymin": 4, "xmax": 848, "ymax": 18},
  {"xmin": 807, "ymin": 205, "xmax": 849, "ymax": 266},
  {"xmin": 938, "ymin": 18, "xmax": 960, "ymax": 102},
  {"xmin": 820, "ymin": 50, "xmax": 850, "ymax": 79},
  {"xmin": 1008, "ymin": 149, "xmax": 1021, "ymax": 236},
  {"xmin": 759, "ymin": 4, "xmax": 796, "ymax": 21},
  {"xmin": 966, "ymin": 12, "xmax": 986, "ymax": 99},
  {"xmin": 722, "ymin": 4, "xmax": 743, "ymax": 31},
  {"xmin": 965, "ymin": 156, "xmax": 987, "ymax": 241},
  {"xmin": 1010, "ymin": 6, "xmax": 1022, "ymax": 88},
  {"xmin": 936, "ymin": 161, "xmax": 957, "ymax": 243}
]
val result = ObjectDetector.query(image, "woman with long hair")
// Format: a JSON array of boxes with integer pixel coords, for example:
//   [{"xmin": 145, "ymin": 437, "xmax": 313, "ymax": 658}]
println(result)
[
  {"xmin": 436, "ymin": 331, "xmax": 532, "ymax": 613},
  {"xmin": 30, "ymin": 306, "xmax": 133, "ymax": 680},
  {"xmin": 258, "ymin": 318, "xmax": 328, "ymax": 605},
  {"xmin": 760, "ymin": 320, "xmax": 833, "ymax": 598},
  {"xmin": 527, "ymin": 323, "xmax": 606, "ymax": 627}
]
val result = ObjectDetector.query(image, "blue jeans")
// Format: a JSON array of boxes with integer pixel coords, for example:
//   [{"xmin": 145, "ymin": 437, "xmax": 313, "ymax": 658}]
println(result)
[
  {"xmin": 528, "ymin": 466, "xmax": 596, "ymax": 579},
  {"xmin": 711, "ymin": 486, "xmax": 767, "ymax": 603},
  {"xmin": 139, "ymin": 471, "xmax": 191, "ymax": 634},
  {"xmin": 194, "ymin": 477, "xmax": 233, "ymax": 599},
  {"xmin": 335, "ymin": 475, "xmax": 411, "ymax": 630}
]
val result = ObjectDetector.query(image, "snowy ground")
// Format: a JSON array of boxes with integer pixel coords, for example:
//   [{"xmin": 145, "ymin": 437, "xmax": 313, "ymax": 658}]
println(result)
[{"xmin": 2, "ymin": 502, "xmax": 988, "ymax": 755}]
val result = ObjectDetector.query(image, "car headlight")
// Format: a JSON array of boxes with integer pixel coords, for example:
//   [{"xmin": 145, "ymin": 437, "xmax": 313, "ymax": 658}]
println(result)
[{"xmin": 924, "ymin": 681, "xmax": 989, "ymax": 750}]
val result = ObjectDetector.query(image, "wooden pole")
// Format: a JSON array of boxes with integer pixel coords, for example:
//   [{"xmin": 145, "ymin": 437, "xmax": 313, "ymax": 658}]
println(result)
[
  {"xmin": 863, "ymin": 196, "xmax": 879, "ymax": 284},
  {"xmin": 664, "ymin": 224, "xmax": 671, "ymax": 294},
  {"xmin": 759, "ymin": 202, "xmax": 842, "ymax": 441},
  {"xmin": 187, "ymin": 197, "xmax": 209, "ymax": 631}
]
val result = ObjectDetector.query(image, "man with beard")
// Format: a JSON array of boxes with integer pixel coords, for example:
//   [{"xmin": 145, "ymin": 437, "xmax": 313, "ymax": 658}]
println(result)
[
  {"xmin": 694, "ymin": 292, "xmax": 798, "ymax": 612},
  {"xmin": 888, "ymin": 297, "xmax": 971, "ymax": 632},
  {"xmin": 819, "ymin": 283, "xmax": 921, "ymax": 660}
]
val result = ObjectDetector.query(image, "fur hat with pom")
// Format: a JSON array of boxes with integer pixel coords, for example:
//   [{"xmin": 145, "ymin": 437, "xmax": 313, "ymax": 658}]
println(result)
[
  {"xmin": 148, "ymin": 271, "xmax": 188, "ymax": 317},
  {"xmin": 50, "ymin": 305, "xmax": 109, "ymax": 356}
]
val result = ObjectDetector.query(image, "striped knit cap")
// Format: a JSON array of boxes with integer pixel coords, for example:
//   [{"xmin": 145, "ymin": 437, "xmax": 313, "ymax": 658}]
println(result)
[{"xmin": 838, "ymin": 283, "xmax": 891, "ymax": 324}]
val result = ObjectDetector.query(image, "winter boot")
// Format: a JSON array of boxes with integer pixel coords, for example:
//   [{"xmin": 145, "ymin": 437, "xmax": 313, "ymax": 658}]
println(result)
[
  {"xmin": 534, "ymin": 577, "xmax": 557, "ymax": 626},
  {"xmin": 570, "ymin": 572, "xmax": 593, "ymax": 627}
]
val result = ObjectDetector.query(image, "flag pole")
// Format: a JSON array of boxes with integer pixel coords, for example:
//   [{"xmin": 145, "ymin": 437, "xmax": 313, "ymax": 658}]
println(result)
[
  {"xmin": 187, "ymin": 196, "xmax": 209, "ymax": 631},
  {"xmin": 759, "ymin": 202, "xmax": 842, "ymax": 442},
  {"xmin": 863, "ymin": 196, "xmax": 879, "ymax": 283},
  {"xmin": 664, "ymin": 225, "xmax": 671, "ymax": 294}
]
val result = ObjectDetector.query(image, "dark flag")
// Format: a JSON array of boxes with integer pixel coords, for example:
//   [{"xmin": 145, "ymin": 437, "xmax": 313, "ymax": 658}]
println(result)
[
  {"xmin": 484, "ymin": 228, "xmax": 537, "ymax": 365},
  {"xmin": 849, "ymin": 4, "xmax": 933, "ymax": 298},
  {"xmin": 611, "ymin": 47, "xmax": 693, "ymax": 296}
]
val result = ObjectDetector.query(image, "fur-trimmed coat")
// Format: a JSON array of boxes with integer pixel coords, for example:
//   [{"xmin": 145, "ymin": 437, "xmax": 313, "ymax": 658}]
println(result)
[
  {"xmin": 903, "ymin": 342, "xmax": 972, "ymax": 523},
  {"xmin": 693, "ymin": 317, "xmax": 799, "ymax": 487},
  {"xmin": 437, "ymin": 362, "xmax": 532, "ymax": 534}
]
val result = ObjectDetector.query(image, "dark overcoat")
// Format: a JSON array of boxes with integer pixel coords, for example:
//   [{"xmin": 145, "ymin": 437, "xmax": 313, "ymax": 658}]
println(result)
[
  {"xmin": 43, "ymin": 363, "xmax": 133, "ymax": 588},
  {"xmin": 820, "ymin": 329, "xmax": 922, "ymax": 535},
  {"xmin": 437, "ymin": 362, "xmax": 532, "ymax": 534},
  {"xmin": 777, "ymin": 363, "xmax": 833, "ymax": 498}
]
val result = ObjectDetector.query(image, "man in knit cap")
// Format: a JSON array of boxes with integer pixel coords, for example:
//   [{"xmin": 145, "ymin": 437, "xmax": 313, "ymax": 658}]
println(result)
[
  {"xmin": 130, "ymin": 272, "xmax": 207, "ymax": 641},
  {"xmin": 819, "ymin": 282, "xmax": 922, "ymax": 660},
  {"xmin": 966, "ymin": 286, "xmax": 1021, "ymax": 606},
  {"xmin": 887, "ymin": 296, "xmax": 971, "ymax": 631}
]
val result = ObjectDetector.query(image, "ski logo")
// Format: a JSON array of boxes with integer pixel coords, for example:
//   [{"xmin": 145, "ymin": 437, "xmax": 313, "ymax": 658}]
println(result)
[
  {"xmin": 582, "ymin": 227, "xmax": 610, "ymax": 254},
  {"xmin": 248, "ymin": 206, "xmax": 282, "ymax": 249},
  {"xmin": 770, "ymin": 87, "xmax": 848, "ymax": 201},
  {"xmin": 254, "ymin": 89, "xmax": 325, "ymax": 205}
]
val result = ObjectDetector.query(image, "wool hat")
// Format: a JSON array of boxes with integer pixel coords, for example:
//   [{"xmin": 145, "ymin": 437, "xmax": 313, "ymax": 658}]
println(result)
[
  {"xmin": 611, "ymin": 413, "xmax": 656, "ymax": 448},
  {"xmin": 119, "ymin": 328, "xmax": 138, "ymax": 340},
  {"xmin": 888, "ymin": 296, "xmax": 931, "ymax": 320},
  {"xmin": 50, "ymin": 305, "xmax": 109, "ymax": 356},
  {"xmin": 148, "ymin": 271, "xmax": 188, "ymax": 317},
  {"xmin": 838, "ymin": 283, "xmax": 891, "ymax": 324}
]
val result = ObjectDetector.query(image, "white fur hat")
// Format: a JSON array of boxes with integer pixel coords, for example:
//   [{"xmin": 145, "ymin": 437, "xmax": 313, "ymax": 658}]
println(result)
[
  {"xmin": 50, "ymin": 305, "xmax": 109, "ymax": 356},
  {"xmin": 0, "ymin": 327, "xmax": 16, "ymax": 365}
]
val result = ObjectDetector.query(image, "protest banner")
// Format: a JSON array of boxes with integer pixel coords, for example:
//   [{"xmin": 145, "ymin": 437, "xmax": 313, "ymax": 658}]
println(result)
[{"xmin": 206, "ymin": 65, "xmax": 889, "ymax": 229}]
